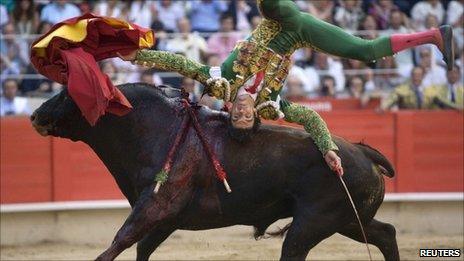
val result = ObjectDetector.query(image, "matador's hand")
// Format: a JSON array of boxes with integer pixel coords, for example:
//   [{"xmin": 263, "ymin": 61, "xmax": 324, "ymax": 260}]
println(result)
[{"xmin": 324, "ymin": 150, "xmax": 344, "ymax": 176}]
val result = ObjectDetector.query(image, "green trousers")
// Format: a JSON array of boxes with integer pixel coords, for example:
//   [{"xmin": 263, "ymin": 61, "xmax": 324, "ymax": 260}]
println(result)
[{"xmin": 259, "ymin": 0, "xmax": 393, "ymax": 61}]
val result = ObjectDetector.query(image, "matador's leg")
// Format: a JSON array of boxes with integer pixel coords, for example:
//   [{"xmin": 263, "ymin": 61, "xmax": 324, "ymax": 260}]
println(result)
[{"xmin": 258, "ymin": 0, "xmax": 454, "ymax": 69}]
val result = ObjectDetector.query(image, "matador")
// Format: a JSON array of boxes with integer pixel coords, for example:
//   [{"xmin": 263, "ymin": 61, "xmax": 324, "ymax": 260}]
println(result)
[{"xmin": 120, "ymin": 0, "xmax": 454, "ymax": 175}]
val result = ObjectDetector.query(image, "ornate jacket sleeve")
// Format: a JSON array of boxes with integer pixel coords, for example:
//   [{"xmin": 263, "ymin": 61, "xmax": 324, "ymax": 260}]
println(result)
[
  {"xmin": 280, "ymin": 100, "xmax": 338, "ymax": 155},
  {"xmin": 134, "ymin": 49, "xmax": 210, "ymax": 85}
]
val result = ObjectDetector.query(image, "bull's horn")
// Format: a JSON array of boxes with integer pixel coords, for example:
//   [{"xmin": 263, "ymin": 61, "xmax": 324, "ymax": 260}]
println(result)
[
  {"xmin": 223, "ymin": 179, "xmax": 232, "ymax": 193},
  {"xmin": 154, "ymin": 182, "xmax": 161, "ymax": 194}
]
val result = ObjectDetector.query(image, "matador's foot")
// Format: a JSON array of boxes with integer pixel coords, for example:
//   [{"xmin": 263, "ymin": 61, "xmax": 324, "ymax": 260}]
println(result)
[{"xmin": 438, "ymin": 25, "xmax": 454, "ymax": 71}]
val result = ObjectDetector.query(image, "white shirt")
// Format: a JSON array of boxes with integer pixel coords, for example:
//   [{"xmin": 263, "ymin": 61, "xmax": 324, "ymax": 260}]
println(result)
[
  {"xmin": 40, "ymin": 3, "xmax": 81, "ymax": 25},
  {"xmin": 304, "ymin": 58, "xmax": 346, "ymax": 93},
  {"xmin": 156, "ymin": 2, "xmax": 185, "ymax": 32},
  {"xmin": 411, "ymin": 1, "xmax": 445, "ymax": 29},
  {"xmin": 1, "ymin": 96, "xmax": 31, "ymax": 116},
  {"xmin": 422, "ymin": 65, "xmax": 447, "ymax": 87},
  {"xmin": 447, "ymin": 1, "xmax": 463, "ymax": 25},
  {"xmin": 165, "ymin": 33, "xmax": 207, "ymax": 62}
]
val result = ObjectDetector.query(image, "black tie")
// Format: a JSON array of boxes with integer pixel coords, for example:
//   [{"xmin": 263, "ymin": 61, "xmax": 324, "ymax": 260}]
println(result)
[
  {"xmin": 450, "ymin": 85, "xmax": 456, "ymax": 103},
  {"xmin": 414, "ymin": 88, "xmax": 423, "ymax": 109}
]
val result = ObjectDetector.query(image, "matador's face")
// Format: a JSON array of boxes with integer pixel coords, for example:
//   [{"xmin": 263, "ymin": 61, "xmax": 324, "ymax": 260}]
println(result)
[{"xmin": 230, "ymin": 94, "xmax": 256, "ymax": 129}]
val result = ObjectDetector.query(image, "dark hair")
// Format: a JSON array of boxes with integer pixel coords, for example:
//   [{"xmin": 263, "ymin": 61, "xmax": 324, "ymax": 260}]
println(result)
[
  {"xmin": 12, "ymin": 0, "xmax": 36, "ymax": 23},
  {"xmin": 227, "ymin": 114, "xmax": 261, "ymax": 143}
]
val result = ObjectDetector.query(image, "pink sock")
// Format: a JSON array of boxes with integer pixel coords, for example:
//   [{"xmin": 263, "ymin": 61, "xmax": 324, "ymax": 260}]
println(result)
[{"xmin": 390, "ymin": 29, "xmax": 443, "ymax": 53}]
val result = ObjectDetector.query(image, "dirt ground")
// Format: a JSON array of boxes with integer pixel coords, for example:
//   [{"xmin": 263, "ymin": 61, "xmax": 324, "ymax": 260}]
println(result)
[{"xmin": 1, "ymin": 226, "xmax": 463, "ymax": 261}]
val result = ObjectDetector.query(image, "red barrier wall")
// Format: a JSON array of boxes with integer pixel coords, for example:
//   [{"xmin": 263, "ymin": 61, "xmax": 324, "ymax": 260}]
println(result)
[{"xmin": 1, "ymin": 110, "xmax": 463, "ymax": 203}]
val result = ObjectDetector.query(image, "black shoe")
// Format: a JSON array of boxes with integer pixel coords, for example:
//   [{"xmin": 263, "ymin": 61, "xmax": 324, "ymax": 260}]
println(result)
[{"xmin": 439, "ymin": 25, "xmax": 454, "ymax": 71}]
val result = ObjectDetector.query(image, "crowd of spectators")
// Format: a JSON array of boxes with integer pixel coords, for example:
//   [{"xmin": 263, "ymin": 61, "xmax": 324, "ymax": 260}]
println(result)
[{"xmin": 1, "ymin": 0, "xmax": 463, "ymax": 116}]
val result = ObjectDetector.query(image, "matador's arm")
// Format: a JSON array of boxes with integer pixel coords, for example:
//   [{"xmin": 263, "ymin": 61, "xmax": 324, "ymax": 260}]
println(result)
[
  {"xmin": 280, "ymin": 99, "xmax": 338, "ymax": 155},
  {"xmin": 134, "ymin": 49, "xmax": 211, "ymax": 86}
]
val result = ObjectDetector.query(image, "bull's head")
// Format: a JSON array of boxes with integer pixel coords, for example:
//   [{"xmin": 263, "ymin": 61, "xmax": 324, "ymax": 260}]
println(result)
[{"xmin": 31, "ymin": 89, "xmax": 89, "ymax": 141}]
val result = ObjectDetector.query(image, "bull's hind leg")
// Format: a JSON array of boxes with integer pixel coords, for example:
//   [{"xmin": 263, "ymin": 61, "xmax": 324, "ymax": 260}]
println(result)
[
  {"xmin": 280, "ymin": 207, "xmax": 349, "ymax": 261},
  {"xmin": 338, "ymin": 219, "xmax": 399, "ymax": 261}
]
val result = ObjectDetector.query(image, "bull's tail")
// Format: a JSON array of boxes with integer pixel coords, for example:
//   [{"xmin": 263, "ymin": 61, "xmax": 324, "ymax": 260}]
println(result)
[{"xmin": 356, "ymin": 142, "xmax": 395, "ymax": 178}]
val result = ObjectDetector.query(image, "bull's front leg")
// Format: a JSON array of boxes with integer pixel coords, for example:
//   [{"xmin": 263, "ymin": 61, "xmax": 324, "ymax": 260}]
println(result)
[{"xmin": 95, "ymin": 183, "xmax": 194, "ymax": 261}]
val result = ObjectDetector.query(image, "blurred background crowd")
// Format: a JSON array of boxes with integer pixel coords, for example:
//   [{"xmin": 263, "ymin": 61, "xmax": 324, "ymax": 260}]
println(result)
[{"xmin": 0, "ymin": 0, "xmax": 463, "ymax": 116}]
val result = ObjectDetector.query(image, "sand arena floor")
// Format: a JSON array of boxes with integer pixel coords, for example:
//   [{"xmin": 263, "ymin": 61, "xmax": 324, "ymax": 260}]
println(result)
[{"xmin": 2, "ymin": 226, "xmax": 463, "ymax": 260}]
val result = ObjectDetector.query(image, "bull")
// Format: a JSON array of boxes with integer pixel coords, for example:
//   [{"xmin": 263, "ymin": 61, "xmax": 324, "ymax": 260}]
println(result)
[{"xmin": 31, "ymin": 83, "xmax": 399, "ymax": 261}]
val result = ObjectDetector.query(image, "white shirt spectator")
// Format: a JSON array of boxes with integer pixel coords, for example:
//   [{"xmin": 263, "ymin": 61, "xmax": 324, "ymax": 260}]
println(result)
[
  {"xmin": 304, "ymin": 56, "xmax": 346, "ymax": 93},
  {"xmin": 165, "ymin": 32, "xmax": 207, "ymax": 62},
  {"xmin": 93, "ymin": 1, "xmax": 123, "ymax": 18},
  {"xmin": 1, "ymin": 96, "xmax": 31, "ymax": 116},
  {"xmin": 288, "ymin": 64, "xmax": 316, "ymax": 94},
  {"xmin": 40, "ymin": 2, "xmax": 81, "ymax": 25},
  {"xmin": 422, "ymin": 65, "xmax": 447, "ymax": 87},
  {"xmin": 411, "ymin": 0, "xmax": 444, "ymax": 29},
  {"xmin": 128, "ymin": 1, "xmax": 154, "ymax": 29},
  {"xmin": 447, "ymin": 0, "xmax": 463, "ymax": 26},
  {"xmin": 156, "ymin": 1, "xmax": 185, "ymax": 32},
  {"xmin": 382, "ymin": 26, "xmax": 414, "ymax": 78},
  {"xmin": 0, "ymin": 4, "xmax": 8, "ymax": 28}
]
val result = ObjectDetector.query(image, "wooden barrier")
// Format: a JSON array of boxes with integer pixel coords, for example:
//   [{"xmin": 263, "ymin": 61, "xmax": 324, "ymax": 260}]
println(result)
[{"xmin": 1, "ymin": 110, "xmax": 462, "ymax": 203}]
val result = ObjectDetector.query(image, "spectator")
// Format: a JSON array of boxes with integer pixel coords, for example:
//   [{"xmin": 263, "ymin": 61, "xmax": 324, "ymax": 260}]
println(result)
[
  {"xmin": 304, "ymin": 52, "xmax": 346, "ymax": 93},
  {"xmin": 93, "ymin": 0, "xmax": 123, "ymax": 18},
  {"xmin": 1, "ymin": 79, "xmax": 31, "ymax": 116},
  {"xmin": 40, "ymin": 0, "xmax": 81, "ymax": 25},
  {"xmin": 284, "ymin": 74, "xmax": 306, "ymax": 101},
  {"xmin": 368, "ymin": 0, "xmax": 399, "ymax": 30},
  {"xmin": 189, "ymin": 0, "xmax": 228, "ymax": 33},
  {"xmin": 129, "ymin": 0, "xmax": 156, "ymax": 29},
  {"xmin": 333, "ymin": 0, "xmax": 364, "ymax": 31},
  {"xmin": 432, "ymin": 64, "xmax": 463, "ymax": 109},
  {"xmin": 381, "ymin": 66, "xmax": 439, "ymax": 110},
  {"xmin": 299, "ymin": 0, "xmax": 334, "ymax": 23},
  {"xmin": 165, "ymin": 17, "xmax": 208, "ymax": 63},
  {"xmin": 181, "ymin": 77, "xmax": 202, "ymax": 103},
  {"xmin": 318, "ymin": 75, "xmax": 337, "ymax": 98},
  {"xmin": 227, "ymin": 0, "xmax": 259, "ymax": 32},
  {"xmin": 447, "ymin": 0, "xmax": 463, "ymax": 53},
  {"xmin": 0, "ymin": 4, "xmax": 8, "ymax": 28},
  {"xmin": 410, "ymin": 0, "xmax": 444, "ymax": 30},
  {"xmin": 287, "ymin": 58, "xmax": 313, "ymax": 95},
  {"xmin": 206, "ymin": 53, "xmax": 222, "ymax": 67},
  {"xmin": 358, "ymin": 14, "xmax": 379, "ymax": 40},
  {"xmin": 155, "ymin": 0, "xmax": 185, "ymax": 32},
  {"xmin": 11, "ymin": 0, "xmax": 39, "ymax": 35},
  {"xmin": 100, "ymin": 60, "xmax": 125, "ymax": 86},
  {"xmin": 0, "ymin": 23, "xmax": 29, "ymax": 73},
  {"xmin": 207, "ymin": 13, "xmax": 242, "ymax": 61},
  {"xmin": 382, "ymin": 9, "xmax": 414, "ymax": 77},
  {"xmin": 417, "ymin": 46, "xmax": 447, "ymax": 87},
  {"xmin": 140, "ymin": 69, "xmax": 163, "ymax": 86},
  {"xmin": 375, "ymin": 56, "xmax": 403, "ymax": 89},
  {"xmin": 346, "ymin": 75, "xmax": 366, "ymax": 98}
]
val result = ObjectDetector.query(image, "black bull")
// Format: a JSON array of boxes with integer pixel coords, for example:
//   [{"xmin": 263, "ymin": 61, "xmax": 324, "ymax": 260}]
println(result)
[{"xmin": 31, "ymin": 83, "xmax": 399, "ymax": 261}]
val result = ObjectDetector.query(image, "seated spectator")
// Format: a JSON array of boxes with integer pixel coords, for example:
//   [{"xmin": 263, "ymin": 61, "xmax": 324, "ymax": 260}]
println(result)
[
  {"xmin": 1, "ymin": 79, "xmax": 31, "ymax": 116},
  {"xmin": 93, "ymin": 0, "xmax": 123, "ymax": 18},
  {"xmin": 333, "ymin": 0, "xmax": 364, "ymax": 31},
  {"xmin": 140, "ymin": 69, "xmax": 163, "ymax": 86},
  {"xmin": 0, "ymin": 23, "xmax": 29, "ymax": 73},
  {"xmin": 417, "ymin": 46, "xmax": 447, "ymax": 87},
  {"xmin": 155, "ymin": 0, "xmax": 185, "ymax": 32},
  {"xmin": 410, "ymin": 0, "xmax": 444, "ymax": 30},
  {"xmin": 0, "ymin": 4, "xmax": 8, "ymax": 28},
  {"xmin": 358, "ymin": 14, "xmax": 379, "ymax": 40},
  {"xmin": 206, "ymin": 53, "xmax": 222, "ymax": 67},
  {"xmin": 304, "ymin": 52, "xmax": 346, "ymax": 93},
  {"xmin": 165, "ymin": 17, "xmax": 208, "ymax": 63},
  {"xmin": 26, "ymin": 80, "xmax": 63, "ymax": 98},
  {"xmin": 40, "ymin": 0, "xmax": 81, "ymax": 25},
  {"xmin": 375, "ymin": 56, "xmax": 403, "ymax": 89},
  {"xmin": 317, "ymin": 75, "xmax": 337, "ymax": 98},
  {"xmin": 11, "ymin": 0, "xmax": 39, "ymax": 35},
  {"xmin": 368, "ymin": 0, "xmax": 399, "ymax": 30},
  {"xmin": 299, "ymin": 0, "xmax": 334, "ymax": 23},
  {"xmin": 100, "ymin": 60, "xmax": 125, "ymax": 86},
  {"xmin": 181, "ymin": 77, "xmax": 203, "ymax": 103},
  {"xmin": 447, "ymin": 0, "xmax": 463, "ymax": 55},
  {"xmin": 380, "ymin": 66, "xmax": 441, "ymax": 110},
  {"xmin": 287, "ymin": 58, "xmax": 313, "ymax": 95},
  {"xmin": 207, "ymin": 14, "xmax": 242, "ymax": 61},
  {"xmin": 128, "ymin": 0, "xmax": 156, "ymax": 29},
  {"xmin": 346, "ymin": 75, "xmax": 366, "ymax": 99},
  {"xmin": 283, "ymin": 74, "xmax": 306, "ymax": 101},
  {"xmin": 227, "ymin": 0, "xmax": 259, "ymax": 33},
  {"xmin": 189, "ymin": 0, "xmax": 228, "ymax": 33},
  {"xmin": 430, "ymin": 64, "xmax": 463, "ymax": 109}
]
